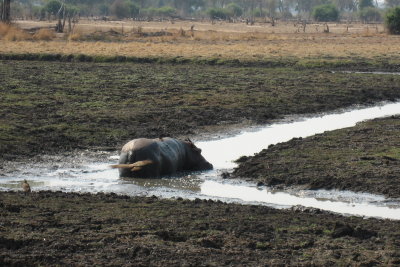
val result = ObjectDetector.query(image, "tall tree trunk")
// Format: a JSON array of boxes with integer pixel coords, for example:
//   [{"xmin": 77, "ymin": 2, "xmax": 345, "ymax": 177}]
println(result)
[
  {"xmin": 5, "ymin": 0, "xmax": 10, "ymax": 23},
  {"xmin": 1, "ymin": 0, "xmax": 11, "ymax": 23},
  {"xmin": 0, "ymin": 0, "xmax": 3, "ymax": 21},
  {"xmin": 62, "ymin": 6, "xmax": 66, "ymax": 30}
]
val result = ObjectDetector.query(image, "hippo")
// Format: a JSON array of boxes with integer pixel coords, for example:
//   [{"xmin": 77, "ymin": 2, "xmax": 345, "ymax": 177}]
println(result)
[{"xmin": 111, "ymin": 137, "xmax": 213, "ymax": 178}]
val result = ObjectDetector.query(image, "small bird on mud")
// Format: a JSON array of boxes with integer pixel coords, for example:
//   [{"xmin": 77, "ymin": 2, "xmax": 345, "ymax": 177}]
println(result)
[{"xmin": 22, "ymin": 179, "xmax": 31, "ymax": 193}]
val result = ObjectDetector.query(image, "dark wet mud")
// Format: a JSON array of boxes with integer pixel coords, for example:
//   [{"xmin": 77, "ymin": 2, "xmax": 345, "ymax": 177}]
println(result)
[
  {"xmin": 1, "ymin": 191, "xmax": 400, "ymax": 266},
  {"xmin": 1, "ymin": 60, "xmax": 400, "ymax": 162},
  {"xmin": 232, "ymin": 115, "xmax": 400, "ymax": 198}
]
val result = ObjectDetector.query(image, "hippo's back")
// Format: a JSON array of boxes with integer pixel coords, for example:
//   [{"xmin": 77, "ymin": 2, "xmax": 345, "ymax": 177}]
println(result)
[{"xmin": 121, "ymin": 138, "xmax": 158, "ymax": 153}]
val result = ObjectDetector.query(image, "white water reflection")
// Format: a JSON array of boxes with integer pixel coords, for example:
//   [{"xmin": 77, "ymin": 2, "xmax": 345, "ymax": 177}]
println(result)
[
  {"xmin": 197, "ymin": 101, "xmax": 400, "ymax": 169},
  {"xmin": 1, "ymin": 101, "xmax": 400, "ymax": 219},
  {"xmin": 340, "ymin": 71, "xmax": 400, "ymax": 75},
  {"xmin": 201, "ymin": 181, "xmax": 400, "ymax": 220}
]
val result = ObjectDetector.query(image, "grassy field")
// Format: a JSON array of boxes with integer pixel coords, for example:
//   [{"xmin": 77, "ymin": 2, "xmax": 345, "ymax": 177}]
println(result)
[{"xmin": 0, "ymin": 20, "xmax": 399, "ymax": 62}]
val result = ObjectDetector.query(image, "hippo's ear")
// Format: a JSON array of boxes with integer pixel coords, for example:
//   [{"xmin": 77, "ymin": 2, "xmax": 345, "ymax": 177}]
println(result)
[
  {"xmin": 184, "ymin": 138, "xmax": 195, "ymax": 147},
  {"xmin": 191, "ymin": 143, "xmax": 202, "ymax": 153},
  {"xmin": 184, "ymin": 138, "xmax": 202, "ymax": 152}
]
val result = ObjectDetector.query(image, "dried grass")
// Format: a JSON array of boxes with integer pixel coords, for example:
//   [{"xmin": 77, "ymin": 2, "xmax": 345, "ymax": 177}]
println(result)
[
  {"xmin": 3, "ymin": 27, "xmax": 31, "ymax": 41},
  {"xmin": 1, "ymin": 34, "xmax": 398, "ymax": 61},
  {"xmin": 68, "ymin": 31, "xmax": 83, "ymax": 41},
  {"xmin": 0, "ymin": 23, "xmax": 31, "ymax": 41},
  {"xmin": 1, "ymin": 20, "xmax": 398, "ymax": 60},
  {"xmin": 33, "ymin": 28, "xmax": 55, "ymax": 41},
  {"xmin": 0, "ymin": 23, "xmax": 10, "ymax": 36}
]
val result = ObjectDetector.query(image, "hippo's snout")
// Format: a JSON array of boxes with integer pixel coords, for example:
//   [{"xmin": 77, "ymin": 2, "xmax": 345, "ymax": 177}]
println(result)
[
  {"xmin": 202, "ymin": 161, "xmax": 213, "ymax": 171},
  {"xmin": 207, "ymin": 162, "xmax": 213, "ymax": 170}
]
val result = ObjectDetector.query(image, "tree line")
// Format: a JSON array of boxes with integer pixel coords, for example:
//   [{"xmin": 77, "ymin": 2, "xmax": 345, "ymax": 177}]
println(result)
[{"xmin": 3, "ymin": 0, "xmax": 400, "ymax": 23}]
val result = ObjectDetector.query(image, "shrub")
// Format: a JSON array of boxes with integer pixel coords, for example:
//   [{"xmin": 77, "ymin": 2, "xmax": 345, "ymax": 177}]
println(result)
[
  {"xmin": 44, "ymin": 0, "xmax": 62, "ymax": 16},
  {"xmin": 68, "ymin": 31, "xmax": 82, "ymax": 41},
  {"xmin": 4, "ymin": 30, "xmax": 31, "ymax": 41},
  {"xmin": 1, "ymin": 24, "xmax": 31, "ymax": 41},
  {"xmin": 141, "ymin": 6, "xmax": 176, "ymax": 18},
  {"xmin": 385, "ymin": 7, "xmax": 400, "ymax": 34},
  {"xmin": 142, "ymin": 7, "xmax": 158, "ymax": 17},
  {"xmin": 157, "ymin": 6, "xmax": 176, "ymax": 18},
  {"xmin": 110, "ymin": 0, "xmax": 129, "ymax": 19},
  {"xmin": 207, "ymin": 8, "xmax": 229, "ymax": 20},
  {"xmin": 33, "ymin": 28, "xmax": 55, "ymax": 41},
  {"xmin": 312, "ymin": 4, "xmax": 339, "ymax": 22},
  {"xmin": 281, "ymin": 10, "xmax": 293, "ymax": 19},
  {"xmin": 0, "ymin": 22, "xmax": 11, "ymax": 37},
  {"xmin": 252, "ymin": 8, "xmax": 267, "ymax": 18},
  {"xmin": 226, "ymin": 3, "xmax": 243, "ymax": 17},
  {"xmin": 99, "ymin": 4, "xmax": 109, "ymax": 16},
  {"xmin": 126, "ymin": 2, "xmax": 140, "ymax": 17},
  {"xmin": 359, "ymin": 7, "xmax": 382, "ymax": 22}
]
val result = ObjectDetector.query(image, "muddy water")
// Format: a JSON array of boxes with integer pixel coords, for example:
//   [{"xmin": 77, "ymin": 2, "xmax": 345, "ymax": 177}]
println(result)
[{"xmin": 1, "ymin": 101, "xmax": 400, "ymax": 219}]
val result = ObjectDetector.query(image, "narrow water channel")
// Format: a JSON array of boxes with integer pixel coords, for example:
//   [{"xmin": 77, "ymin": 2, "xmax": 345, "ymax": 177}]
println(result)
[{"xmin": 1, "ymin": 101, "xmax": 400, "ymax": 219}]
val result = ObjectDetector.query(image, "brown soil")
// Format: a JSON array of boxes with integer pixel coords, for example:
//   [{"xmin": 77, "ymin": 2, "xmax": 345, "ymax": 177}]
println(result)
[{"xmin": 1, "ymin": 191, "xmax": 400, "ymax": 266}]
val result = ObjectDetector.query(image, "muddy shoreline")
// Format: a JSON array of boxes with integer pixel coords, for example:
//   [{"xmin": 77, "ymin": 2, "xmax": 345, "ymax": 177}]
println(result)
[
  {"xmin": 2, "ymin": 191, "xmax": 400, "ymax": 266},
  {"xmin": 232, "ymin": 115, "xmax": 400, "ymax": 198},
  {"xmin": 1, "ymin": 60, "xmax": 400, "ymax": 162}
]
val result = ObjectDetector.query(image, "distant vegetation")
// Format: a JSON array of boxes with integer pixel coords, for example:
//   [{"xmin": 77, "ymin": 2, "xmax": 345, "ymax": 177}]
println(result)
[
  {"xmin": 2, "ymin": 0, "xmax": 400, "ymax": 35},
  {"xmin": 359, "ymin": 7, "xmax": 382, "ymax": 22},
  {"xmin": 4, "ymin": 0, "xmax": 398, "ymax": 23},
  {"xmin": 385, "ymin": 7, "xmax": 400, "ymax": 34},
  {"xmin": 357, "ymin": 0, "xmax": 382, "ymax": 23},
  {"xmin": 312, "ymin": 4, "xmax": 339, "ymax": 22}
]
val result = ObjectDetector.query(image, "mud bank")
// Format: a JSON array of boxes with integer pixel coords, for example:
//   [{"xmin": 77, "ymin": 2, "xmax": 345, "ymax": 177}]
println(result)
[
  {"xmin": 232, "ymin": 115, "xmax": 400, "ymax": 198},
  {"xmin": 1, "ymin": 60, "xmax": 400, "ymax": 162},
  {"xmin": 1, "ymin": 191, "xmax": 400, "ymax": 266}
]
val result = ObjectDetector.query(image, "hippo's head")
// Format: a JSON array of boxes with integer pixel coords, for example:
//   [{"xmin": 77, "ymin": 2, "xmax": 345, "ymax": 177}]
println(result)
[{"xmin": 183, "ymin": 139, "xmax": 213, "ymax": 171}]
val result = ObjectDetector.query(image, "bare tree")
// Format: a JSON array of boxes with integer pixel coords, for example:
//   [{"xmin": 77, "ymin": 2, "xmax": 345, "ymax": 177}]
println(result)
[{"xmin": 55, "ymin": 1, "xmax": 78, "ymax": 33}]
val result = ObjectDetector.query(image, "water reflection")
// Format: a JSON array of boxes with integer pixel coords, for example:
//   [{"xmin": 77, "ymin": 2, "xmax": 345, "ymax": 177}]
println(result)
[
  {"xmin": 197, "ymin": 101, "xmax": 400, "ymax": 169},
  {"xmin": 1, "ymin": 101, "xmax": 400, "ymax": 219},
  {"xmin": 201, "ymin": 181, "xmax": 400, "ymax": 220},
  {"xmin": 339, "ymin": 71, "xmax": 400, "ymax": 75}
]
